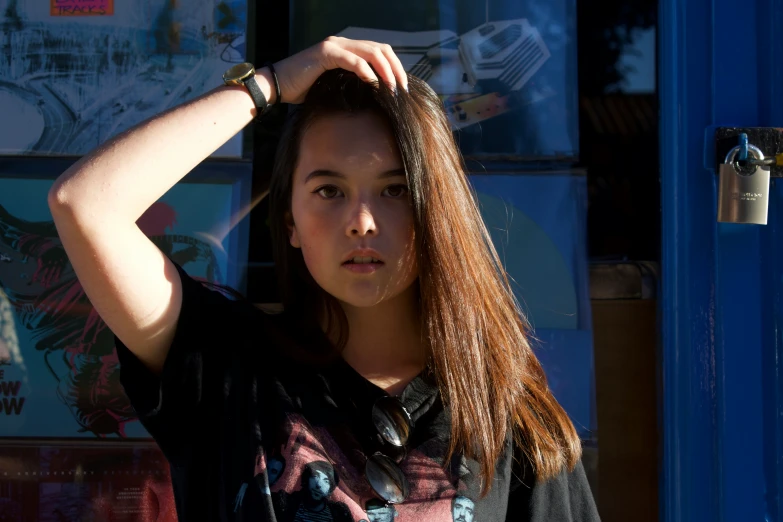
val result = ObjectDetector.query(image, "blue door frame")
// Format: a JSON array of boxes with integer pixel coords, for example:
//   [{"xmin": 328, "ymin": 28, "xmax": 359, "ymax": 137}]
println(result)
[{"xmin": 660, "ymin": 0, "xmax": 783, "ymax": 520}]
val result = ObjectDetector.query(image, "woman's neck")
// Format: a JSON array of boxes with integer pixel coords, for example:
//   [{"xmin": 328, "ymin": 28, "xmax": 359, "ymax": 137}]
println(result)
[{"xmin": 337, "ymin": 283, "xmax": 426, "ymax": 395}]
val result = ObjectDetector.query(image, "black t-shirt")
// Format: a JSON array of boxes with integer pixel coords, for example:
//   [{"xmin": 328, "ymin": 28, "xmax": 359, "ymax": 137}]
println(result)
[{"xmin": 115, "ymin": 262, "xmax": 600, "ymax": 522}]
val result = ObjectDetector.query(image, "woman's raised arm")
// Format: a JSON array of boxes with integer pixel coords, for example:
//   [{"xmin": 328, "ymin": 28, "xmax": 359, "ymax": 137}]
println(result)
[
  {"xmin": 47, "ymin": 37, "xmax": 407, "ymax": 375},
  {"xmin": 47, "ymin": 69, "xmax": 273, "ymax": 374}
]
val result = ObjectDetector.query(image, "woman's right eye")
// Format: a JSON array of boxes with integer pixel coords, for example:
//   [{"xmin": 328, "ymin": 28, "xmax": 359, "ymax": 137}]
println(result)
[{"xmin": 314, "ymin": 185, "xmax": 343, "ymax": 199}]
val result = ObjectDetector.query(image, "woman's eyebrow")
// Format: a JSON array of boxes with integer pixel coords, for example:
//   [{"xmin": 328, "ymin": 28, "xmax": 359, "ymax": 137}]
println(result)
[{"xmin": 303, "ymin": 168, "xmax": 405, "ymax": 183}]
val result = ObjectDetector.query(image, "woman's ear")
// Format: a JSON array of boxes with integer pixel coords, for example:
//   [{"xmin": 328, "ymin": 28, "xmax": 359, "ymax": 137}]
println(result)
[{"xmin": 285, "ymin": 211, "xmax": 301, "ymax": 248}]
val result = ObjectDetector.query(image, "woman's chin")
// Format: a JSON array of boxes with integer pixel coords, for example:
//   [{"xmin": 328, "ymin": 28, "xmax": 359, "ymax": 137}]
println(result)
[
  {"xmin": 334, "ymin": 293, "xmax": 388, "ymax": 309},
  {"xmin": 322, "ymin": 277, "xmax": 419, "ymax": 310}
]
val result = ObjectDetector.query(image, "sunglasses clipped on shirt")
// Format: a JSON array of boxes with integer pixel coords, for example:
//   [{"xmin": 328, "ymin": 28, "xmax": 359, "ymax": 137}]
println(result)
[{"xmin": 364, "ymin": 395, "xmax": 414, "ymax": 505}]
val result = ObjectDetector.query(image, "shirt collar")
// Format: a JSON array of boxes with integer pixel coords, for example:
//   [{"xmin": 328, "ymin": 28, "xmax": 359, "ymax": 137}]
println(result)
[{"xmin": 325, "ymin": 357, "xmax": 440, "ymax": 422}]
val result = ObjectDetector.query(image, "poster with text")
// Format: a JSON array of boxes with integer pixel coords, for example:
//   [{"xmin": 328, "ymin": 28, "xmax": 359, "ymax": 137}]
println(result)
[
  {"xmin": 291, "ymin": 0, "xmax": 578, "ymax": 160},
  {"xmin": 0, "ymin": 443, "xmax": 176, "ymax": 521},
  {"xmin": 0, "ymin": 167, "xmax": 251, "ymax": 439},
  {"xmin": 0, "ymin": 0, "xmax": 248, "ymax": 157}
]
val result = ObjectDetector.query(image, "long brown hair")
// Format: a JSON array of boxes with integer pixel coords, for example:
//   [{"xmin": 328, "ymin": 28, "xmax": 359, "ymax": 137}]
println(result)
[{"xmin": 268, "ymin": 69, "xmax": 581, "ymax": 494}]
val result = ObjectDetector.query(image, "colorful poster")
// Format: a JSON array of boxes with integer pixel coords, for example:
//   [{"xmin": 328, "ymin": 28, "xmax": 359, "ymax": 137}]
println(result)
[
  {"xmin": 0, "ymin": 162, "xmax": 251, "ymax": 438},
  {"xmin": 0, "ymin": 443, "xmax": 176, "ymax": 521},
  {"xmin": 470, "ymin": 173, "xmax": 594, "ymax": 437},
  {"xmin": 291, "ymin": 0, "xmax": 578, "ymax": 160},
  {"xmin": 0, "ymin": 0, "xmax": 248, "ymax": 156}
]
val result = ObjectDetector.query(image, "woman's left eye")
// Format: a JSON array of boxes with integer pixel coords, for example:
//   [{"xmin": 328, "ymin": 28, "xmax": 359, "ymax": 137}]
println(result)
[
  {"xmin": 314, "ymin": 185, "xmax": 342, "ymax": 199},
  {"xmin": 383, "ymin": 184, "xmax": 409, "ymax": 198}
]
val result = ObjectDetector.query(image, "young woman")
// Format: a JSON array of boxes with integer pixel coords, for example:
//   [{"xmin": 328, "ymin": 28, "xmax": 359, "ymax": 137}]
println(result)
[{"xmin": 48, "ymin": 37, "xmax": 600, "ymax": 521}]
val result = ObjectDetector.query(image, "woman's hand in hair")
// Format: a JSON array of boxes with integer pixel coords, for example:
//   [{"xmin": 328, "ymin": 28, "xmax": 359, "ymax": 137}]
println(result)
[{"xmin": 270, "ymin": 36, "xmax": 408, "ymax": 104}]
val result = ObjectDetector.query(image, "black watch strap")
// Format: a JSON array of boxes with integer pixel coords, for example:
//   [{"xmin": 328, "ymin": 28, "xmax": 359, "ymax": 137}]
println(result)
[{"xmin": 244, "ymin": 75, "xmax": 269, "ymax": 117}]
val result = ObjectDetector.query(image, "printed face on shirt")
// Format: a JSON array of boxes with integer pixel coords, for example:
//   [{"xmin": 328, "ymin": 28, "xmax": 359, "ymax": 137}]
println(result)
[
  {"xmin": 307, "ymin": 469, "xmax": 332, "ymax": 501},
  {"xmin": 268, "ymin": 457, "xmax": 284, "ymax": 486},
  {"xmin": 288, "ymin": 112, "xmax": 419, "ymax": 309},
  {"xmin": 367, "ymin": 504, "xmax": 397, "ymax": 522},
  {"xmin": 452, "ymin": 496, "xmax": 475, "ymax": 522},
  {"xmin": 365, "ymin": 498, "xmax": 397, "ymax": 522}
]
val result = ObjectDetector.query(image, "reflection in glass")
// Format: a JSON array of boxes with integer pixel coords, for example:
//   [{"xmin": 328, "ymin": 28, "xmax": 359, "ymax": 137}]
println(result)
[{"xmin": 291, "ymin": 0, "xmax": 578, "ymax": 160}]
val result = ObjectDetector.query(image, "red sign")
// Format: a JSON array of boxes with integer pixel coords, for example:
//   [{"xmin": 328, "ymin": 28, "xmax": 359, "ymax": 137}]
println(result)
[{"xmin": 50, "ymin": 0, "xmax": 114, "ymax": 16}]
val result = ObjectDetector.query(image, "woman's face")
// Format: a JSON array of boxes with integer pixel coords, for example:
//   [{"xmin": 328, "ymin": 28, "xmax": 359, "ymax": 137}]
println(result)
[{"xmin": 288, "ymin": 112, "xmax": 418, "ymax": 309}]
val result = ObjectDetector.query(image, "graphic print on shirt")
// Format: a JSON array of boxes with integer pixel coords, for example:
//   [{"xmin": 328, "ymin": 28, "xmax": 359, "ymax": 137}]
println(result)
[
  {"xmin": 451, "ymin": 495, "xmax": 475, "ymax": 522},
  {"xmin": 235, "ymin": 413, "xmax": 479, "ymax": 522},
  {"xmin": 273, "ymin": 460, "xmax": 353, "ymax": 522}
]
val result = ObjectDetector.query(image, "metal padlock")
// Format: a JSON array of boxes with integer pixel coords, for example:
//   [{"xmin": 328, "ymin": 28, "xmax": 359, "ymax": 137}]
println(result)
[{"xmin": 717, "ymin": 144, "xmax": 771, "ymax": 224}]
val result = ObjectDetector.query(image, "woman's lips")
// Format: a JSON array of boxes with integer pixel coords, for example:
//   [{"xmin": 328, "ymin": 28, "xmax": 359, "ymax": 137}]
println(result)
[{"xmin": 342, "ymin": 261, "xmax": 384, "ymax": 274}]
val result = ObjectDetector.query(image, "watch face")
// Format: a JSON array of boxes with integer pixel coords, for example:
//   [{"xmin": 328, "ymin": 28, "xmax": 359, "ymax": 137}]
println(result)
[{"xmin": 223, "ymin": 62, "xmax": 255, "ymax": 85}]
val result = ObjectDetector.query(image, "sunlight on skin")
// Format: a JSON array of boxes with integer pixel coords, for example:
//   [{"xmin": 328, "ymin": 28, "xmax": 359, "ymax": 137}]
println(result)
[
  {"xmin": 285, "ymin": 112, "xmax": 425, "ymax": 390},
  {"xmin": 288, "ymin": 113, "xmax": 419, "ymax": 310}
]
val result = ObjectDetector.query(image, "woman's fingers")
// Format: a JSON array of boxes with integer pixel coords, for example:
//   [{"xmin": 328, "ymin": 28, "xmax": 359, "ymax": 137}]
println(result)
[
  {"xmin": 277, "ymin": 36, "xmax": 409, "ymax": 103},
  {"xmin": 323, "ymin": 37, "xmax": 407, "ymax": 91},
  {"xmin": 379, "ymin": 43, "xmax": 409, "ymax": 91},
  {"xmin": 347, "ymin": 40, "xmax": 398, "ymax": 89},
  {"xmin": 321, "ymin": 41, "xmax": 378, "ymax": 84}
]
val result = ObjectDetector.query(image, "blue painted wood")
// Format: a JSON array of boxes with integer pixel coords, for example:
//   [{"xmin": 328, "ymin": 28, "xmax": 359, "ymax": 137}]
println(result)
[
  {"xmin": 660, "ymin": 0, "xmax": 783, "ymax": 519},
  {"xmin": 761, "ymin": 180, "xmax": 783, "ymax": 522},
  {"xmin": 753, "ymin": 3, "xmax": 783, "ymax": 514},
  {"xmin": 660, "ymin": 0, "xmax": 721, "ymax": 518}
]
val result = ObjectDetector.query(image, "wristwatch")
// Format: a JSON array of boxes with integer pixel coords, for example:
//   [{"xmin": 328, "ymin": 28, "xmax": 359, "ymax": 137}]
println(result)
[{"xmin": 223, "ymin": 62, "xmax": 269, "ymax": 116}]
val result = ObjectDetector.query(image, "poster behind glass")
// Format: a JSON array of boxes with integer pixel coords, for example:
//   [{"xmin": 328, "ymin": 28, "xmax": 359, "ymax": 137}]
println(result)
[
  {"xmin": 0, "ymin": 159, "xmax": 251, "ymax": 439},
  {"xmin": 469, "ymin": 173, "xmax": 593, "ymax": 437},
  {"xmin": 0, "ymin": 443, "xmax": 177, "ymax": 521},
  {"xmin": 291, "ymin": 0, "xmax": 578, "ymax": 160},
  {"xmin": 0, "ymin": 0, "xmax": 248, "ymax": 157}
]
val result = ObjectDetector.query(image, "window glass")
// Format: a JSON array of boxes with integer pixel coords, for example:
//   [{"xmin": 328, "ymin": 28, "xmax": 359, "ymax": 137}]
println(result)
[
  {"xmin": 0, "ymin": 0, "xmax": 249, "ymax": 157},
  {"xmin": 290, "ymin": 0, "xmax": 578, "ymax": 160},
  {"xmin": 0, "ymin": 158, "xmax": 251, "ymax": 440}
]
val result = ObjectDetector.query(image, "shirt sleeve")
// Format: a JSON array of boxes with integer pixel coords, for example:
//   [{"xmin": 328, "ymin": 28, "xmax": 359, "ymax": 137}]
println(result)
[
  {"xmin": 114, "ymin": 260, "xmax": 259, "ymax": 464},
  {"xmin": 507, "ymin": 458, "xmax": 601, "ymax": 521}
]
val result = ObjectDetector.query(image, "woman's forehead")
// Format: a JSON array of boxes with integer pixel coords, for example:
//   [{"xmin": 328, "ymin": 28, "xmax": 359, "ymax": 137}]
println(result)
[{"xmin": 297, "ymin": 113, "xmax": 401, "ymax": 172}]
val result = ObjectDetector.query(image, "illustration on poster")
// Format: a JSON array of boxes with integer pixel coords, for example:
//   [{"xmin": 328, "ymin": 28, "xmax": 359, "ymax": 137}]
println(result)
[
  {"xmin": 0, "ymin": 199, "xmax": 227, "ymax": 437},
  {"xmin": 0, "ymin": 0, "xmax": 247, "ymax": 156},
  {"xmin": 336, "ymin": 18, "xmax": 551, "ymax": 130},
  {"xmin": 0, "ymin": 290, "xmax": 26, "ymax": 418},
  {"xmin": 0, "ymin": 287, "xmax": 21, "ymax": 370}
]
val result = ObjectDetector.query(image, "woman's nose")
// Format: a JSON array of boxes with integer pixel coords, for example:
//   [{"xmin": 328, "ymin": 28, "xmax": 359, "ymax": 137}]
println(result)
[{"xmin": 346, "ymin": 203, "xmax": 377, "ymax": 237}]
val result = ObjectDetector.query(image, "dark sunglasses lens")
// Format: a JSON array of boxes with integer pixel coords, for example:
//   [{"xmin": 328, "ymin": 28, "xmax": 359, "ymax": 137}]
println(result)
[
  {"xmin": 365, "ymin": 453, "xmax": 409, "ymax": 504},
  {"xmin": 384, "ymin": 443, "xmax": 407, "ymax": 464},
  {"xmin": 371, "ymin": 397, "xmax": 412, "ymax": 447}
]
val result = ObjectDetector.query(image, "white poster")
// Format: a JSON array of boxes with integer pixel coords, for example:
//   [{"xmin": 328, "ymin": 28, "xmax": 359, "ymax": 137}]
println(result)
[{"xmin": 0, "ymin": 0, "xmax": 248, "ymax": 157}]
